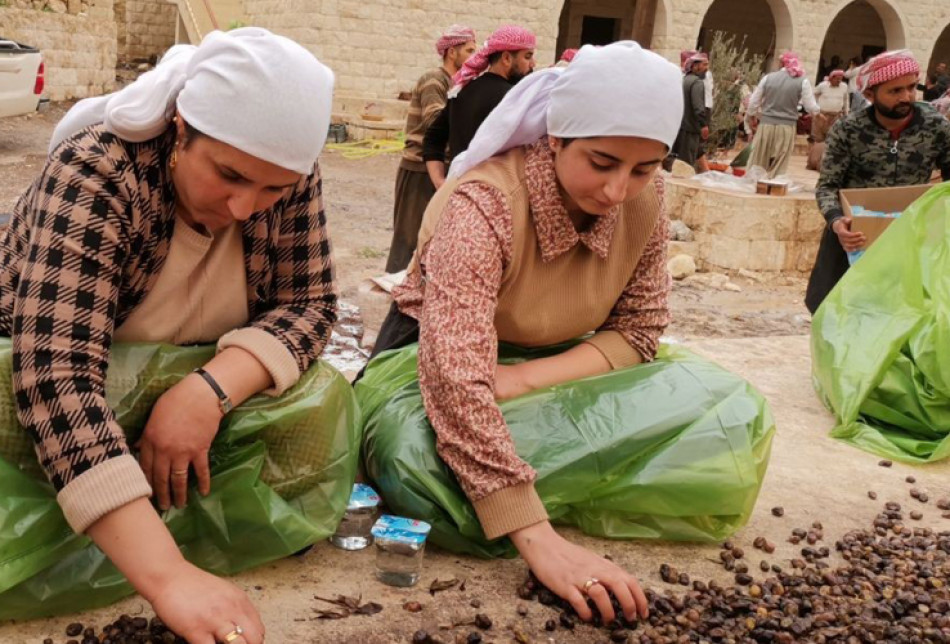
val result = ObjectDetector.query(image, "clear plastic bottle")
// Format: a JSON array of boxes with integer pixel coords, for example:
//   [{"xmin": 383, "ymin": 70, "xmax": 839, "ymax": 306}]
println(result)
[
  {"xmin": 371, "ymin": 515, "xmax": 432, "ymax": 587},
  {"xmin": 329, "ymin": 483, "xmax": 381, "ymax": 550}
]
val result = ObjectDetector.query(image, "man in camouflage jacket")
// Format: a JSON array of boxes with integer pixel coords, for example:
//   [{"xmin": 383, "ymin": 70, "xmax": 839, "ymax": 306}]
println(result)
[{"xmin": 805, "ymin": 52, "xmax": 950, "ymax": 313}]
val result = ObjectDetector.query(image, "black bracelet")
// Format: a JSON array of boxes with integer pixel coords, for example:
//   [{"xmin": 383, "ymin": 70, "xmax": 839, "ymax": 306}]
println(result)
[{"xmin": 194, "ymin": 367, "xmax": 233, "ymax": 415}]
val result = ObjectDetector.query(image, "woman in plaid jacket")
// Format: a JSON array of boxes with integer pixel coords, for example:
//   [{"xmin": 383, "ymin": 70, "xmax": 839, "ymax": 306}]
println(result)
[{"xmin": 0, "ymin": 29, "xmax": 336, "ymax": 643}]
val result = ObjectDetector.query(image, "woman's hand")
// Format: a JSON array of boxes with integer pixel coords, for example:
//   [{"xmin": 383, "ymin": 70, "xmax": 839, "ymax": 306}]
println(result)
[
  {"xmin": 494, "ymin": 363, "xmax": 534, "ymax": 401},
  {"xmin": 138, "ymin": 373, "xmax": 223, "ymax": 510},
  {"xmin": 88, "ymin": 499, "xmax": 264, "ymax": 644},
  {"xmin": 510, "ymin": 521, "xmax": 649, "ymax": 625},
  {"xmin": 148, "ymin": 560, "xmax": 265, "ymax": 644}
]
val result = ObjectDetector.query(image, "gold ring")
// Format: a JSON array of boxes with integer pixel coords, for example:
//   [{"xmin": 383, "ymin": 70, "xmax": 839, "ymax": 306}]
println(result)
[
  {"xmin": 223, "ymin": 625, "xmax": 244, "ymax": 642},
  {"xmin": 583, "ymin": 578, "xmax": 601, "ymax": 594},
  {"xmin": 171, "ymin": 469, "xmax": 189, "ymax": 477}
]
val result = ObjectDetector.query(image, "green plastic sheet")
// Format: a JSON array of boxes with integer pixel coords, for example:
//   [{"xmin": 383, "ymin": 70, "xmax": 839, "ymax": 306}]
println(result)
[
  {"xmin": 812, "ymin": 182, "xmax": 950, "ymax": 463},
  {"xmin": 0, "ymin": 340, "xmax": 360, "ymax": 619},
  {"xmin": 357, "ymin": 342, "xmax": 775, "ymax": 558}
]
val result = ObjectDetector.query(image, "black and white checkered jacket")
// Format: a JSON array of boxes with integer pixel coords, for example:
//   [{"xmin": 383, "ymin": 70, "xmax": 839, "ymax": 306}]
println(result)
[{"xmin": 0, "ymin": 124, "xmax": 337, "ymax": 502}]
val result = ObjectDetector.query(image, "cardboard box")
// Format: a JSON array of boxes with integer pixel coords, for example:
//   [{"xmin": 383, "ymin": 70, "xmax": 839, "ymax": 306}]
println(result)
[
  {"xmin": 756, "ymin": 179, "xmax": 790, "ymax": 196},
  {"xmin": 840, "ymin": 184, "xmax": 932, "ymax": 246}
]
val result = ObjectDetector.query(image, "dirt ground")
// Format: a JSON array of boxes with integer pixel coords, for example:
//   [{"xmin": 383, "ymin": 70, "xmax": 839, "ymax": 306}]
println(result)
[{"xmin": 4, "ymin": 107, "xmax": 943, "ymax": 644}]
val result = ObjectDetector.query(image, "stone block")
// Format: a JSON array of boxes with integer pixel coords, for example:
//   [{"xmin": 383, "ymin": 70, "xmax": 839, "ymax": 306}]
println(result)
[
  {"xmin": 746, "ymin": 240, "xmax": 788, "ymax": 272},
  {"xmin": 795, "ymin": 203, "xmax": 826, "ymax": 241},
  {"xmin": 668, "ymin": 240, "xmax": 699, "ymax": 257},
  {"xmin": 700, "ymin": 234, "xmax": 750, "ymax": 272}
]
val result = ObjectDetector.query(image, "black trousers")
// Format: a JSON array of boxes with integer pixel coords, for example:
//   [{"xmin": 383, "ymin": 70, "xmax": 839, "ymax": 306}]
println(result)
[
  {"xmin": 804, "ymin": 226, "xmax": 850, "ymax": 314},
  {"xmin": 355, "ymin": 303, "xmax": 420, "ymax": 382}
]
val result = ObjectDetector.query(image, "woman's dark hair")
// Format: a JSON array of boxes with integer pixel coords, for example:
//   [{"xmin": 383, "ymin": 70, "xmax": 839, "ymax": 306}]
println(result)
[{"xmin": 181, "ymin": 120, "xmax": 207, "ymax": 149}]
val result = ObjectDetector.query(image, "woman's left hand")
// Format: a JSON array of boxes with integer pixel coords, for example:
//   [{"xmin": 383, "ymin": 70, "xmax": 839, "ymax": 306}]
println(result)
[{"xmin": 137, "ymin": 373, "xmax": 223, "ymax": 510}]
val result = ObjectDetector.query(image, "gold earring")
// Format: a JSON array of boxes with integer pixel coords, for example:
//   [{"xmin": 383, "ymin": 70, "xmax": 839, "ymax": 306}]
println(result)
[{"xmin": 170, "ymin": 146, "xmax": 178, "ymax": 169}]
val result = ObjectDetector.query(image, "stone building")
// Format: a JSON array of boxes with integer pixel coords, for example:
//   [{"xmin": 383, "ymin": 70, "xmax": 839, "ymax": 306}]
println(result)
[
  {"xmin": 3, "ymin": 0, "xmax": 950, "ymax": 103},
  {"xmin": 237, "ymin": 0, "xmax": 950, "ymax": 100},
  {"xmin": 115, "ymin": 0, "xmax": 177, "ymax": 63},
  {"xmin": 0, "ymin": 0, "xmax": 175, "ymax": 101},
  {"xmin": 0, "ymin": 0, "xmax": 117, "ymax": 101}
]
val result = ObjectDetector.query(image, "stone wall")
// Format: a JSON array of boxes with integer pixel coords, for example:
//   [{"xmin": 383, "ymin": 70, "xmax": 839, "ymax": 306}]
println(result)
[
  {"xmin": 0, "ymin": 1, "xmax": 116, "ymax": 100},
  {"xmin": 243, "ymin": 0, "xmax": 950, "ymax": 101},
  {"xmin": 244, "ymin": 0, "xmax": 562, "ymax": 97},
  {"xmin": 666, "ymin": 180, "xmax": 823, "ymax": 274},
  {"xmin": 119, "ymin": 0, "xmax": 176, "ymax": 62}
]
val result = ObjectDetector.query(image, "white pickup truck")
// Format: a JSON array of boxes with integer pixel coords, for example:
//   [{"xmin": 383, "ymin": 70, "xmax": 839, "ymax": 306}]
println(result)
[{"xmin": 0, "ymin": 38, "xmax": 47, "ymax": 118}]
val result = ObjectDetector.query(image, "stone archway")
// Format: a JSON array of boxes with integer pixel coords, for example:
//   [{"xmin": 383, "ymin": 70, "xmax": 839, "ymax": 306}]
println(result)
[
  {"xmin": 555, "ymin": 0, "xmax": 671, "ymax": 57},
  {"xmin": 697, "ymin": 0, "xmax": 793, "ymax": 69},
  {"xmin": 928, "ymin": 23, "xmax": 950, "ymax": 83},
  {"xmin": 819, "ymin": 0, "xmax": 906, "ymax": 79}
]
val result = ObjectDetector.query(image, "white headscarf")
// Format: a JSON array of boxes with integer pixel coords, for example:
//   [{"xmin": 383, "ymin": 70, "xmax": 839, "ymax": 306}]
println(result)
[
  {"xmin": 50, "ymin": 28, "xmax": 335, "ymax": 175},
  {"xmin": 449, "ymin": 41, "xmax": 683, "ymax": 179}
]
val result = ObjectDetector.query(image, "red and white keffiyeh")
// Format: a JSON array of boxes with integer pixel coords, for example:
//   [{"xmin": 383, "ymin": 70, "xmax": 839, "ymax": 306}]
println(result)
[
  {"xmin": 435, "ymin": 25, "xmax": 476, "ymax": 57},
  {"xmin": 780, "ymin": 52, "xmax": 805, "ymax": 78},
  {"xmin": 559, "ymin": 48, "xmax": 578, "ymax": 63},
  {"xmin": 857, "ymin": 50, "xmax": 920, "ymax": 91},
  {"xmin": 451, "ymin": 25, "xmax": 536, "ymax": 90},
  {"xmin": 680, "ymin": 50, "xmax": 708, "ymax": 74}
]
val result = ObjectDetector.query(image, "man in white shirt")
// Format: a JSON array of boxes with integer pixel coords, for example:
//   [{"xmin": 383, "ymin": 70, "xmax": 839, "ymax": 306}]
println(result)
[{"xmin": 812, "ymin": 69, "xmax": 850, "ymax": 142}]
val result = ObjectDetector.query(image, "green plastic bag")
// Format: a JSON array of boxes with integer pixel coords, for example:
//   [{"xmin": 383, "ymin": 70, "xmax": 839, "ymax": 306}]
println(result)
[
  {"xmin": 812, "ymin": 182, "xmax": 950, "ymax": 463},
  {"xmin": 0, "ymin": 340, "xmax": 360, "ymax": 619},
  {"xmin": 357, "ymin": 342, "xmax": 775, "ymax": 558}
]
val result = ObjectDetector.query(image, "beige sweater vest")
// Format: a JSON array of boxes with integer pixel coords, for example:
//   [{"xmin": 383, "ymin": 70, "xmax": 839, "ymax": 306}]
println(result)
[{"xmin": 413, "ymin": 147, "xmax": 660, "ymax": 351}]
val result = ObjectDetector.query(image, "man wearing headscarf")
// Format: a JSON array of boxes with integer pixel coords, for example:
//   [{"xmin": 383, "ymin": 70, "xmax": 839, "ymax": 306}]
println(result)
[
  {"xmin": 805, "ymin": 50, "xmax": 950, "ymax": 313},
  {"xmin": 812, "ymin": 69, "xmax": 850, "ymax": 142},
  {"xmin": 384, "ymin": 25, "xmax": 476, "ymax": 273},
  {"xmin": 806, "ymin": 69, "xmax": 850, "ymax": 171},
  {"xmin": 671, "ymin": 52, "xmax": 709, "ymax": 168},
  {"xmin": 696, "ymin": 55, "xmax": 716, "ymax": 173},
  {"xmin": 747, "ymin": 52, "xmax": 821, "ymax": 177},
  {"xmin": 421, "ymin": 25, "xmax": 536, "ymax": 189}
]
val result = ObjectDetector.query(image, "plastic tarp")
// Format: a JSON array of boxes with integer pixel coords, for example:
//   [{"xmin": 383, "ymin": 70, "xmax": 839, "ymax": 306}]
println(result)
[
  {"xmin": 812, "ymin": 182, "xmax": 950, "ymax": 463},
  {"xmin": 0, "ymin": 340, "xmax": 360, "ymax": 619},
  {"xmin": 357, "ymin": 342, "xmax": 775, "ymax": 558}
]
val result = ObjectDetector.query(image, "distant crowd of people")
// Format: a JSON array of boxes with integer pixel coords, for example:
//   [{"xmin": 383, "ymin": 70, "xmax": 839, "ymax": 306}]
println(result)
[{"xmin": 669, "ymin": 50, "xmax": 950, "ymax": 177}]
